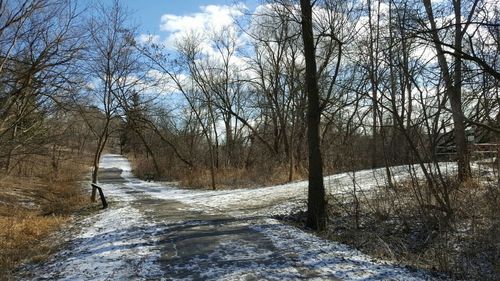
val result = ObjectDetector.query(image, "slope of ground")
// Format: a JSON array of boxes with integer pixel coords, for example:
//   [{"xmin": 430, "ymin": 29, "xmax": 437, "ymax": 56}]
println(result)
[
  {"xmin": 0, "ymin": 156, "xmax": 89, "ymax": 280},
  {"xmin": 19, "ymin": 154, "xmax": 442, "ymax": 280}
]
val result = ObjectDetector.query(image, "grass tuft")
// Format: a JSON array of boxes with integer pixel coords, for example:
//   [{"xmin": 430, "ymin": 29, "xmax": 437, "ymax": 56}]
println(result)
[{"xmin": 0, "ymin": 154, "xmax": 90, "ymax": 280}]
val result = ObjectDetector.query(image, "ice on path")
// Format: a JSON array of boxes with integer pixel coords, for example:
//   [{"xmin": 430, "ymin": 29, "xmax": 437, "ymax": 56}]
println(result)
[{"xmin": 22, "ymin": 154, "xmax": 441, "ymax": 281}]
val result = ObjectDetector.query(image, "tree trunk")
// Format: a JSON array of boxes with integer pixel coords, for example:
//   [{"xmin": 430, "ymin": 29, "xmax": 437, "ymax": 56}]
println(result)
[
  {"xmin": 300, "ymin": 0, "xmax": 327, "ymax": 231},
  {"xmin": 451, "ymin": 0, "xmax": 471, "ymax": 181},
  {"xmin": 91, "ymin": 132, "xmax": 108, "ymax": 201},
  {"xmin": 450, "ymin": 87, "xmax": 471, "ymax": 181},
  {"xmin": 91, "ymin": 154, "xmax": 99, "ymax": 201},
  {"xmin": 368, "ymin": 0, "xmax": 380, "ymax": 169},
  {"xmin": 422, "ymin": 0, "xmax": 471, "ymax": 181}
]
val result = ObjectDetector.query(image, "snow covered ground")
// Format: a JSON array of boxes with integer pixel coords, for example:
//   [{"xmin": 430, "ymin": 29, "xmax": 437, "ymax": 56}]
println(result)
[
  {"xmin": 101, "ymin": 154, "xmax": 459, "ymax": 218},
  {"xmin": 21, "ymin": 154, "xmax": 445, "ymax": 280}
]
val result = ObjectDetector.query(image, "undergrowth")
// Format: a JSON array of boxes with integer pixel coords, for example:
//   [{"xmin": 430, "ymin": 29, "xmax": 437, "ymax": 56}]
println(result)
[
  {"xmin": 0, "ymin": 154, "xmax": 91, "ymax": 280},
  {"xmin": 130, "ymin": 155, "xmax": 307, "ymax": 189},
  {"xmin": 325, "ymin": 174, "xmax": 499, "ymax": 280}
]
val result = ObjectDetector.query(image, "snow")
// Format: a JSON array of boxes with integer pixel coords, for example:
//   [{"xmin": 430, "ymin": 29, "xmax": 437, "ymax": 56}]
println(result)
[
  {"xmin": 30, "ymin": 206, "xmax": 163, "ymax": 280},
  {"xmin": 251, "ymin": 218, "xmax": 428, "ymax": 280},
  {"xmin": 108, "ymin": 157, "xmax": 459, "ymax": 218},
  {"xmin": 23, "ymin": 154, "xmax": 444, "ymax": 280}
]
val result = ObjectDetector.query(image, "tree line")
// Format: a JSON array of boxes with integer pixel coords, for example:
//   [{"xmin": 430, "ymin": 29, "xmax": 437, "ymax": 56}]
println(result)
[{"xmin": 0, "ymin": 0, "xmax": 498, "ymax": 230}]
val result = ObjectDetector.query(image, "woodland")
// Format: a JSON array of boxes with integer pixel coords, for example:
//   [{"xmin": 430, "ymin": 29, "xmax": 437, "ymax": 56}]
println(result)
[{"xmin": 0, "ymin": 0, "xmax": 499, "ymax": 279}]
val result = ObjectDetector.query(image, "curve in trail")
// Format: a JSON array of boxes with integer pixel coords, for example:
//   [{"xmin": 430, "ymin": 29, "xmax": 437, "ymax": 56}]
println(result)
[{"xmin": 22, "ymin": 154, "xmax": 436, "ymax": 281}]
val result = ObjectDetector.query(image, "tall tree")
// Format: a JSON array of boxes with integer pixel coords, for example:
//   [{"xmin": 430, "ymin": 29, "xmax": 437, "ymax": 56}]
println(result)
[
  {"xmin": 367, "ymin": 0, "xmax": 381, "ymax": 168},
  {"xmin": 0, "ymin": 0, "xmax": 84, "ymax": 172},
  {"xmin": 300, "ymin": 0, "xmax": 327, "ymax": 230},
  {"xmin": 83, "ymin": 0, "xmax": 137, "ymax": 200},
  {"xmin": 421, "ymin": 0, "xmax": 473, "ymax": 181}
]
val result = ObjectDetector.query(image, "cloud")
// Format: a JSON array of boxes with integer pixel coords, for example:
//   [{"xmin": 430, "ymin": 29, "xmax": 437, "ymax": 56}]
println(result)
[
  {"xmin": 160, "ymin": 4, "xmax": 246, "ymax": 48},
  {"xmin": 136, "ymin": 34, "xmax": 160, "ymax": 45}
]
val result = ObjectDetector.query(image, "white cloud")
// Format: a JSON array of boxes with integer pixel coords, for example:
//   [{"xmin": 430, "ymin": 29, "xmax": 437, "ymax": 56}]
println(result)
[
  {"xmin": 145, "ymin": 69, "xmax": 187, "ymax": 94},
  {"xmin": 159, "ymin": 4, "xmax": 246, "ymax": 49},
  {"xmin": 136, "ymin": 34, "xmax": 160, "ymax": 45}
]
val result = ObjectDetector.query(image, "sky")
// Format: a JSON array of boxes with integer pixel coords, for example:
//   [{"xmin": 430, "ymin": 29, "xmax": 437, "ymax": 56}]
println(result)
[
  {"xmin": 105, "ymin": 0, "xmax": 259, "ymax": 35},
  {"xmin": 78, "ymin": 0, "xmax": 261, "ymax": 53}
]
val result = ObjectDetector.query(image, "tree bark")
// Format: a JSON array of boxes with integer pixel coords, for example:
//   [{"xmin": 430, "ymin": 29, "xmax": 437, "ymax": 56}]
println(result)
[
  {"xmin": 422, "ymin": 0, "xmax": 471, "ymax": 181},
  {"xmin": 451, "ymin": 0, "xmax": 471, "ymax": 181},
  {"xmin": 368, "ymin": 0, "xmax": 380, "ymax": 169},
  {"xmin": 91, "ymin": 131, "xmax": 108, "ymax": 201},
  {"xmin": 300, "ymin": 0, "xmax": 327, "ymax": 231}
]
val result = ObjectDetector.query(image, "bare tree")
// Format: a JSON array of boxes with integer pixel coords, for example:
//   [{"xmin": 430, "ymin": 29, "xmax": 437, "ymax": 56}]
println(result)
[
  {"xmin": 0, "ymin": 0, "xmax": 84, "ymax": 172},
  {"xmin": 300, "ymin": 0, "xmax": 327, "ymax": 230},
  {"xmin": 420, "ymin": 0, "xmax": 475, "ymax": 181},
  {"xmin": 83, "ymin": 0, "xmax": 137, "ymax": 200}
]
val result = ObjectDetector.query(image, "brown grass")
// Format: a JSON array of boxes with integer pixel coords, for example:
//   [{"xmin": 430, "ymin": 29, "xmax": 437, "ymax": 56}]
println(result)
[
  {"xmin": 325, "ymin": 176, "xmax": 500, "ymax": 280},
  {"xmin": 0, "ymin": 210, "xmax": 68, "ymax": 274},
  {"xmin": 176, "ymin": 165, "xmax": 308, "ymax": 189},
  {"xmin": 0, "ymin": 154, "xmax": 91, "ymax": 280},
  {"xmin": 130, "ymin": 154, "xmax": 308, "ymax": 189}
]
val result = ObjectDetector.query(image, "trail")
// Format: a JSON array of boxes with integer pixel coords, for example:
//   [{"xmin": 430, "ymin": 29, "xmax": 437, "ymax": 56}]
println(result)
[{"xmin": 21, "ymin": 154, "xmax": 440, "ymax": 280}]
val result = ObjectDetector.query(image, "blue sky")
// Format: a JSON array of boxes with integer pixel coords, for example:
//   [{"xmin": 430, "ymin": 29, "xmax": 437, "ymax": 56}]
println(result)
[{"xmin": 107, "ymin": 0, "xmax": 259, "ymax": 34}]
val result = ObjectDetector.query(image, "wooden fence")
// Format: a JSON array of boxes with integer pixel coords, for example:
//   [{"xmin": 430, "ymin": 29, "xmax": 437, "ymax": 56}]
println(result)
[{"xmin": 91, "ymin": 183, "xmax": 108, "ymax": 209}]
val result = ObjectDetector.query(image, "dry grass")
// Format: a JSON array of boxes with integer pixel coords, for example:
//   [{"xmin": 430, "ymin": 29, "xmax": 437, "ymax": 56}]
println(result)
[
  {"xmin": 0, "ymin": 154, "xmax": 90, "ymax": 280},
  {"xmin": 130, "ymin": 156, "xmax": 159, "ymax": 179},
  {"xmin": 177, "ymin": 165, "xmax": 307, "ymax": 189},
  {"xmin": 0, "ymin": 210, "xmax": 68, "ymax": 275},
  {"xmin": 131, "ymin": 154, "xmax": 307, "ymax": 189},
  {"xmin": 325, "ymin": 175, "xmax": 500, "ymax": 280}
]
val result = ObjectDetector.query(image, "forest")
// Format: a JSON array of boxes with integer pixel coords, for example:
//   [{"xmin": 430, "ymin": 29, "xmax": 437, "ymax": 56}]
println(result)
[{"xmin": 0, "ymin": 0, "xmax": 499, "ymax": 280}]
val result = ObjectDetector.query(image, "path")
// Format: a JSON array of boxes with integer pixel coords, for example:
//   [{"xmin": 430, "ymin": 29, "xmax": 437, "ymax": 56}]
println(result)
[{"xmin": 21, "ymin": 154, "xmax": 437, "ymax": 280}]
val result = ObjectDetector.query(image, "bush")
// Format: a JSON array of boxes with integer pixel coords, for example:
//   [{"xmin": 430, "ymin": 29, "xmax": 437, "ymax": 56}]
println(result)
[
  {"xmin": 325, "ymin": 175, "xmax": 500, "ymax": 280},
  {"xmin": 0, "ymin": 154, "xmax": 90, "ymax": 279}
]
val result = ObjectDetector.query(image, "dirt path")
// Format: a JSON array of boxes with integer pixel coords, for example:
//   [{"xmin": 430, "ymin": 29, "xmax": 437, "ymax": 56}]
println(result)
[{"xmin": 20, "ymin": 154, "xmax": 436, "ymax": 280}]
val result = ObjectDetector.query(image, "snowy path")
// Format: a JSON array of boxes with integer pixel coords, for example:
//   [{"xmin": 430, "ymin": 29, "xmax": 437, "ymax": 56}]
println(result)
[{"xmin": 21, "ymin": 154, "xmax": 438, "ymax": 280}]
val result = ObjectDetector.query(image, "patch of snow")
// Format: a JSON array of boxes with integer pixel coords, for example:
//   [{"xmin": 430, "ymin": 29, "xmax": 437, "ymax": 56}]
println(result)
[
  {"xmin": 251, "ymin": 218, "xmax": 430, "ymax": 280},
  {"xmin": 111, "ymin": 161, "xmax": 458, "ymax": 218},
  {"xmin": 31, "ymin": 205, "xmax": 164, "ymax": 280},
  {"xmin": 25, "ymin": 154, "xmax": 454, "ymax": 280},
  {"xmin": 98, "ymin": 154, "xmax": 132, "ymax": 171},
  {"xmin": 26, "ymin": 156, "xmax": 170, "ymax": 279}
]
